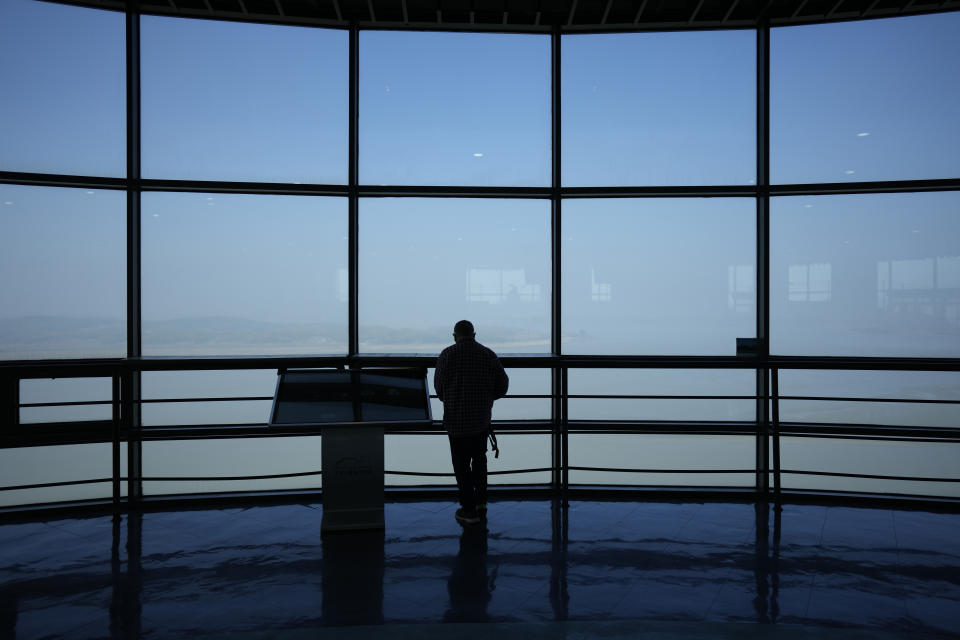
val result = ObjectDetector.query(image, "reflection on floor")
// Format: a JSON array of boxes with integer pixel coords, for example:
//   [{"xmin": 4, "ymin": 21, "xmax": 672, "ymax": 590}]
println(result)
[{"xmin": 1, "ymin": 499, "xmax": 959, "ymax": 639}]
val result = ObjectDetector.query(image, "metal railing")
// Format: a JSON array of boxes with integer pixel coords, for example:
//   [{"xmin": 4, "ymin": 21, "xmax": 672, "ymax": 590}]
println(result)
[{"xmin": 2, "ymin": 354, "xmax": 959, "ymax": 513}]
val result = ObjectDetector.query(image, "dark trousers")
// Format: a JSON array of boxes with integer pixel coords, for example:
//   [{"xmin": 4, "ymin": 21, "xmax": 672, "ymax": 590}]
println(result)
[{"xmin": 448, "ymin": 432, "xmax": 488, "ymax": 512}]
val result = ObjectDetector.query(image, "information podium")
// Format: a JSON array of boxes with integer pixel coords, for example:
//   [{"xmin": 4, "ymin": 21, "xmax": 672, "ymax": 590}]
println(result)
[{"xmin": 268, "ymin": 368, "xmax": 432, "ymax": 533}]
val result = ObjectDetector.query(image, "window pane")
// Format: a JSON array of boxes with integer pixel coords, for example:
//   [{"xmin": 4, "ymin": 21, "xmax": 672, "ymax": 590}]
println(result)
[
  {"xmin": 359, "ymin": 198, "xmax": 550, "ymax": 353},
  {"xmin": 771, "ymin": 13, "xmax": 960, "ymax": 184},
  {"xmin": 360, "ymin": 32, "xmax": 550, "ymax": 186},
  {"xmin": 142, "ymin": 370, "xmax": 278, "ymax": 427},
  {"xmin": 0, "ymin": 444, "xmax": 120, "ymax": 507},
  {"xmin": 568, "ymin": 434, "xmax": 754, "ymax": 486},
  {"xmin": 779, "ymin": 437, "xmax": 960, "ymax": 498},
  {"xmin": 562, "ymin": 198, "xmax": 755, "ymax": 355},
  {"xmin": 385, "ymin": 433, "xmax": 551, "ymax": 486},
  {"xmin": 141, "ymin": 17, "xmax": 347, "ymax": 183},
  {"xmin": 562, "ymin": 31, "xmax": 755, "ymax": 186},
  {"xmin": 143, "ymin": 438, "xmax": 322, "ymax": 495},
  {"xmin": 142, "ymin": 193, "xmax": 347, "ymax": 356},
  {"xmin": 771, "ymin": 192, "xmax": 960, "ymax": 357},
  {"xmin": 778, "ymin": 370, "xmax": 960, "ymax": 428},
  {"xmin": 20, "ymin": 377, "xmax": 113, "ymax": 424},
  {"xmin": 0, "ymin": 185, "xmax": 126, "ymax": 360},
  {"xmin": 568, "ymin": 369, "xmax": 754, "ymax": 422},
  {"xmin": 0, "ymin": 0, "xmax": 125, "ymax": 177}
]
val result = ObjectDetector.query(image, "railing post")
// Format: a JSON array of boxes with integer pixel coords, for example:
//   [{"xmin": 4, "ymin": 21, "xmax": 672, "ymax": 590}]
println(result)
[
  {"xmin": 755, "ymin": 21, "xmax": 771, "ymax": 498},
  {"xmin": 771, "ymin": 367, "xmax": 781, "ymax": 504},
  {"xmin": 560, "ymin": 366, "xmax": 569, "ymax": 506},
  {"xmin": 1, "ymin": 373, "xmax": 17, "ymax": 430},
  {"xmin": 112, "ymin": 374, "xmax": 122, "ymax": 508},
  {"xmin": 123, "ymin": 368, "xmax": 143, "ymax": 504},
  {"xmin": 757, "ymin": 366, "xmax": 770, "ymax": 495},
  {"xmin": 550, "ymin": 24, "xmax": 565, "ymax": 506}
]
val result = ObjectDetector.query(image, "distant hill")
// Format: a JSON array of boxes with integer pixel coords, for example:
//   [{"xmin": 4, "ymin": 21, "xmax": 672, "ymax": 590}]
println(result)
[
  {"xmin": 0, "ymin": 316, "xmax": 548, "ymax": 359},
  {"xmin": 0, "ymin": 316, "xmax": 125, "ymax": 359}
]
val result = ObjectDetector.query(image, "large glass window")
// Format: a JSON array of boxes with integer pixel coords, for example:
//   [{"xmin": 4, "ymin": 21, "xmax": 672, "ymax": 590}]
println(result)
[
  {"xmin": 778, "ymin": 370, "xmax": 960, "ymax": 428},
  {"xmin": 20, "ymin": 377, "xmax": 113, "ymax": 424},
  {"xmin": 778, "ymin": 437, "xmax": 960, "ymax": 498},
  {"xmin": 360, "ymin": 31, "xmax": 550, "ymax": 186},
  {"xmin": 142, "ymin": 370, "xmax": 277, "ymax": 427},
  {"xmin": 771, "ymin": 192, "xmax": 960, "ymax": 357},
  {"xmin": 359, "ymin": 198, "xmax": 550, "ymax": 353},
  {"xmin": 141, "ymin": 17, "xmax": 348, "ymax": 183},
  {"xmin": 0, "ymin": 444, "xmax": 120, "ymax": 507},
  {"xmin": 562, "ymin": 198, "xmax": 755, "ymax": 355},
  {"xmin": 0, "ymin": 185, "xmax": 126, "ymax": 360},
  {"xmin": 771, "ymin": 12, "xmax": 960, "ymax": 184},
  {"xmin": 0, "ymin": 0, "xmax": 125, "ymax": 177},
  {"xmin": 562, "ymin": 30, "xmax": 755, "ymax": 186},
  {"xmin": 568, "ymin": 434, "xmax": 754, "ymax": 486},
  {"xmin": 143, "ymin": 438, "xmax": 322, "ymax": 495},
  {"xmin": 141, "ymin": 193, "xmax": 347, "ymax": 356},
  {"xmin": 568, "ymin": 369, "xmax": 755, "ymax": 422}
]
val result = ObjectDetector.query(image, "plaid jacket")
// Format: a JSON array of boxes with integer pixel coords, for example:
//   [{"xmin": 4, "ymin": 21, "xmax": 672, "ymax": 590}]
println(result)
[{"xmin": 434, "ymin": 338, "xmax": 509, "ymax": 437}]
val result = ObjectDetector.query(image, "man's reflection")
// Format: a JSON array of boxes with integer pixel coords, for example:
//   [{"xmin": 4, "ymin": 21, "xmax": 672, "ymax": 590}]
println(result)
[{"xmin": 444, "ymin": 524, "xmax": 494, "ymax": 622}]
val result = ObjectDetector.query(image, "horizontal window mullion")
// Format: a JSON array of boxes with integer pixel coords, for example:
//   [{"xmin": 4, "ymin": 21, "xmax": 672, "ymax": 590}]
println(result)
[
  {"xmin": 770, "ymin": 178, "xmax": 960, "ymax": 196},
  {"xmin": 0, "ymin": 171, "xmax": 127, "ymax": 190}
]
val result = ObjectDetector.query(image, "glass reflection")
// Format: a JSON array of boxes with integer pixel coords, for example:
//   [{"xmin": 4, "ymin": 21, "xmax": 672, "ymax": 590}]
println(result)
[
  {"xmin": 562, "ymin": 198, "xmax": 755, "ymax": 355},
  {"xmin": 772, "ymin": 192, "xmax": 960, "ymax": 357},
  {"xmin": 359, "ymin": 198, "xmax": 550, "ymax": 354}
]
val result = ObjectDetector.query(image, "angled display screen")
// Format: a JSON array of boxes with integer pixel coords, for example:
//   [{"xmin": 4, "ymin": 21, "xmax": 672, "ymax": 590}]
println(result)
[{"xmin": 269, "ymin": 368, "xmax": 432, "ymax": 426}]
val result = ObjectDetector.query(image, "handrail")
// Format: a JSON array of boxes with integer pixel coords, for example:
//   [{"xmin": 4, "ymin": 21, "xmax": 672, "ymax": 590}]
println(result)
[
  {"xmin": 4, "ymin": 353, "xmax": 960, "ymax": 371},
  {"xmin": 5, "ymin": 465, "xmax": 958, "ymax": 493},
  {"xmin": 3, "ymin": 355, "xmax": 959, "ymax": 510}
]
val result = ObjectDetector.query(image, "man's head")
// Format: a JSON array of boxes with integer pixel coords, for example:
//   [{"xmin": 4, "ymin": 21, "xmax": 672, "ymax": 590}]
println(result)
[{"xmin": 453, "ymin": 320, "xmax": 475, "ymax": 342}]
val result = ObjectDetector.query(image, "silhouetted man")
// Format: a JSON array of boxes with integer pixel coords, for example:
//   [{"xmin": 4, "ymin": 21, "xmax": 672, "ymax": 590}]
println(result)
[{"xmin": 434, "ymin": 320, "xmax": 509, "ymax": 525}]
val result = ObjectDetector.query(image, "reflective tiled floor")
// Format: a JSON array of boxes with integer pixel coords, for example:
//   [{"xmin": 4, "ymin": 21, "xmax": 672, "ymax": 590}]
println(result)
[{"xmin": 2, "ymin": 499, "xmax": 959, "ymax": 639}]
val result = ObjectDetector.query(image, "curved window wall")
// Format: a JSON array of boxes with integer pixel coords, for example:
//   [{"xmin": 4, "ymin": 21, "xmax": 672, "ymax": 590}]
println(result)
[{"xmin": 1, "ymin": 2, "xmax": 959, "ymax": 507}]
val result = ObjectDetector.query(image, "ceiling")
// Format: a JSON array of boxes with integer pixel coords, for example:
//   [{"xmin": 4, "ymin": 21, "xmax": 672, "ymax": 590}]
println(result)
[{"xmin": 46, "ymin": 0, "xmax": 960, "ymax": 31}]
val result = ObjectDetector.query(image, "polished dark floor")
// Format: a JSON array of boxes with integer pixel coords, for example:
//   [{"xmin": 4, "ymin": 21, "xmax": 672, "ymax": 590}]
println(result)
[{"xmin": 2, "ymin": 498, "xmax": 959, "ymax": 639}]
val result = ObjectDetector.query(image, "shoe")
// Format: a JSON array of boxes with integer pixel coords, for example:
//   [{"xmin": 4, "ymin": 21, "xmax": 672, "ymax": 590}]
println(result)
[{"xmin": 455, "ymin": 508, "xmax": 481, "ymax": 525}]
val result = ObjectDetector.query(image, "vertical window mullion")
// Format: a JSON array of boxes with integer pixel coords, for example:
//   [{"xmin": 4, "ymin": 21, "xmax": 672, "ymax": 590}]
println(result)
[
  {"xmin": 126, "ymin": 2, "xmax": 143, "ymax": 503},
  {"xmin": 349, "ymin": 24, "xmax": 359, "ymax": 357},
  {"xmin": 756, "ymin": 23, "xmax": 771, "ymax": 496}
]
